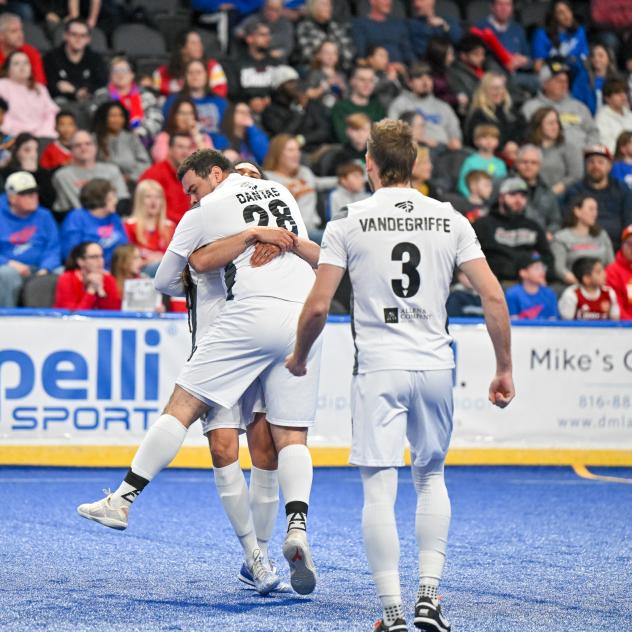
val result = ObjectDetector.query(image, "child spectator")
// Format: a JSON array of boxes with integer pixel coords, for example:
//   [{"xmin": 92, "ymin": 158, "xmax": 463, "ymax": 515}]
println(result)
[
  {"xmin": 446, "ymin": 269, "xmax": 483, "ymax": 318},
  {"xmin": 60, "ymin": 178, "xmax": 127, "ymax": 268},
  {"xmin": 463, "ymin": 170, "xmax": 493, "ymax": 222},
  {"xmin": 327, "ymin": 162, "xmax": 369, "ymax": 221},
  {"xmin": 505, "ymin": 252, "xmax": 558, "ymax": 320},
  {"xmin": 40, "ymin": 111, "xmax": 76, "ymax": 171},
  {"xmin": 123, "ymin": 180, "xmax": 174, "ymax": 277},
  {"xmin": 54, "ymin": 241, "xmax": 120, "ymax": 310},
  {"xmin": 457, "ymin": 124, "xmax": 507, "ymax": 197},
  {"xmin": 559, "ymin": 257, "xmax": 619, "ymax": 320},
  {"xmin": 306, "ymin": 39, "xmax": 348, "ymax": 109},
  {"xmin": 611, "ymin": 131, "xmax": 632, "ymax": 190},
  {"xmin": 324, "ymin": 112, "xmax": 371, "ymax": 175},
  {"xmin": 595, "ymin": 79, "xmax": 632, "ymax": 155}
]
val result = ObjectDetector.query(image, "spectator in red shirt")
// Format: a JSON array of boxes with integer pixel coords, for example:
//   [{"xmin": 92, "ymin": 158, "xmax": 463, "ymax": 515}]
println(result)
[
  {"xmin": 54, "ymin": 240, "xmax": 121, "ymax": 310},
  {"xmin": 123, "ymin": 179, "xmax": 175, "ymax": 276},
  {"xmin": 40, "ymin": 111, "xmax": 77, "ymax": 171},
  {"xmin": 0, "ymin": 13, "xmax": 46, "ymax": 85},
  {"xmin": 152, "ymin": 29, "xmax": 227, "ymax": 98},
  {"xmin": 606, "ymin": 225, "xmax": 632, "ymax": 320},
  {"xmin": 138, "ymin": 133, "xmax": 193, "ymax": 225}
]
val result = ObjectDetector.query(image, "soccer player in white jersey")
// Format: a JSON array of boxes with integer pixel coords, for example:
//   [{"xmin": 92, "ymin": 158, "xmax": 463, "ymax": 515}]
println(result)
[
  {"xmin": 78, "ymin": 152, "xmax": 323, "ymax": 596},
  {"xmin": 286, "ymin": 120, "xmax": 515, "ymax": 631}
]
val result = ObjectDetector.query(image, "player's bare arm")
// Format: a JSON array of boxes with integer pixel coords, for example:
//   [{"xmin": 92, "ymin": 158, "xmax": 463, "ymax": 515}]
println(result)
[
  {"xmin": 188, "ymin": 226, "xmax": 298, "ymax": 273},
  {"xmin": 286, "ymin": 264, "xmax": 345, "ymax": 376},
  {"xmin": 459, "ymin": 257, "xmax": 515, "ymax": 408}
]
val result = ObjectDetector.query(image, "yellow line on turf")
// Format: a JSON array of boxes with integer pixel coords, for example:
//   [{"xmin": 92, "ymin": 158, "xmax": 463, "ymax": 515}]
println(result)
[
  {"xmin": 572, "ymin": 464, "xmax": 632, "ymax": 485},
  {"xmin": 1, "ymin": 446, "xmax": 632, "ymax": 467}
]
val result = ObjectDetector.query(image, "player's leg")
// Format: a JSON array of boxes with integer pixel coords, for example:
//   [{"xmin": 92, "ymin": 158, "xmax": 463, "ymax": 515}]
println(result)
[
  {"xmin": 407, "ymin": 369, "xmax": 453, "ymax": 632},
  {"xmin": 351, "ymin": 370, "xmax": 410, "ymax": 631},
  {"xmin": 77, "ymin": 385, "xmax": 208, "ymax": 529}
]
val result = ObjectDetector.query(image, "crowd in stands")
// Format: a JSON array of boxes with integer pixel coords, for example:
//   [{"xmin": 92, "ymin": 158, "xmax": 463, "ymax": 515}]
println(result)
[{"xmin": 0, "ymin": 0, "xmax": 631, "ymax": 321}]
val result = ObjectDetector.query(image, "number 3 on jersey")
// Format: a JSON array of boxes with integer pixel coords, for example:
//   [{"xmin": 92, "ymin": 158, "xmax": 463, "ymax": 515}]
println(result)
[
  {"xmin": 242, "ymin": 200, "xmax": 299, "ymax": 235},
  {"xmin": 391, "ymin": 242, "xmax": 420, "ymax": 298}
]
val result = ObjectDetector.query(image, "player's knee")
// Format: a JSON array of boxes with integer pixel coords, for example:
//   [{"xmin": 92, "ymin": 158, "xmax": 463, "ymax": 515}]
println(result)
[
  {"xmin": 208, "ymin": 431, "xmax": 239, "ymax": 468},
  {"xmin": 250, "ymin": 443, "xmax": 278, "ymax": 470}
]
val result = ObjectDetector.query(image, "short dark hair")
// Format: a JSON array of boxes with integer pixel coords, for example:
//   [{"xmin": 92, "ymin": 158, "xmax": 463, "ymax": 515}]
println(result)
[
  {"xmin": 457, "ymin": 34, "xmax": 485, "ymax": 54},
  {"xmin": 572, "ymin": 257, "xmax": 600, "ymax": 284},
  {"xmin": 232, "ymin": 159, "xmax": 265, "ymax": 179},
  {"xmin": 66, "ymin": 241, "xmax": 99, "ymax": 270},
  {"xmin": 0, "ymin": 96, "xmax": 8, "ymax": 112},
  {"xmin": 168, "ymin": 131, "xmax": 192, "ymax": 147},
  {"xmin": 336, "ymin": 162, "xmax": 364, "ymax": 178},
  {"xmin": 56, "ymin": 109, "xmax": 76, "ymax": 124},
  {"xmin": 603, "ymin": 78, "xmax": 628, "ymax": 99},
  {"xmin": 65, "ymin": 18, "xmax": 90, "ymax": 33},
  {"xmin": 367, "ymin": 119, "xmax": 417, "ymax": 186},
  {"xmin": 177, "ymin": 149, "xmax": 231, "ymax": 182},
  {"xmin": 80, "ymin": 178, "xmax": 115, "ymax": 210}
]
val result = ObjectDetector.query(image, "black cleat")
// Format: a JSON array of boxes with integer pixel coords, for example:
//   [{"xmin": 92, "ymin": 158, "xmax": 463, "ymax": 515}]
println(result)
[
  {"xmin": 414, "ymin": 597, "xmax": 451, "ymax": 631},
  {"xmin": 373, "ymin": 617, "xmax": 408, "ymax": 632}
]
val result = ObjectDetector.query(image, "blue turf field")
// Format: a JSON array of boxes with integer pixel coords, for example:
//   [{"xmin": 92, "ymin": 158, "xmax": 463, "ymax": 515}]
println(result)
[{"xmin": 1, "ymin": 466, "xmax": 631, "ymax": 631}]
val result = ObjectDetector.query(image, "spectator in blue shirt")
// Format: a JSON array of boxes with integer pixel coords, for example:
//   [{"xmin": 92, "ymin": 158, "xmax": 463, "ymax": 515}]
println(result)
[
  {"xmin": 61, "ymin": 178, "xmax": 128, "ymax": 269},
  {"xmin": 0, "ymin": 171, "xmax": 60, "ymax": 307},
  {"xmin": 352, "ymin": 0, "xmax": 413, "ymax": 68},
  {"xmin": 408, "ymin": 0, "xmax": 462, "ymax": 60},
  {"xmin": 505, "ymin": 252, "xmax": 559, "ymax": 320}
]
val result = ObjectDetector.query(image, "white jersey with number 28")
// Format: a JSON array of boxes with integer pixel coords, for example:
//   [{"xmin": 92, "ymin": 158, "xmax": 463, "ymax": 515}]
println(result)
[
  {"xmin": 168, "ymin": 173, "xmax": 315, "ymax": 304},
  {"xmin": 319, "ymin": 187, "xmax": 485, "ymax": 373}
]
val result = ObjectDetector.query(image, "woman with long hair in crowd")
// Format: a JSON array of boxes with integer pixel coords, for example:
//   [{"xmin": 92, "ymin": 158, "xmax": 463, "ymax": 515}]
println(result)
[
  {"xmin": 306, "ymin": 39, "xmax": 348, "ymax": 108},
  {"xmin": 153, "ymin": 28, "xmax": 227, "ymax": 98},
  {"xmin": 551, "ymin": 194, "xmax": 614, "ymax": 284},
  {"xmin": 92, "ymin": 101, "xmax": 151, "ymax": 183},
  {"xmin": 54, "ymin": 241, "xmax": 120, "ymax": 310},
  {"xmin": 611, "ymin": 131, "xmax": 632, "ymax": 190},
  {"xmin": 217, "ymin": 102, "xmax": 269, "ymax": 165},
  {"xmin": 0, "ymin": 51, "xmax": 58, "ymax": 138},
  {"xmin": 123, "ymin": 179, "xmax": 174, "ymax": 277},
  {"xmin": 577, "ymin": 43, "xmax": 621, "ymax": 115},
  {"xmin": 426, "ymin": 37, "xmax": 459, "ymax": 111},
  {"xmin": 151, "ymin": 96, "xmax": 213, "ymax": 163},
  {"xmin": 526, "ymin": 106, "xmax": 583, "ymax": 195}
]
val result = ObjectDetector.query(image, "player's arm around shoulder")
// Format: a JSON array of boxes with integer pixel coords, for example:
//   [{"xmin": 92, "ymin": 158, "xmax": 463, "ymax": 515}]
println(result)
[{"xmin": 459, "ymin": 257, "xmax": 515, "ymax": 409}]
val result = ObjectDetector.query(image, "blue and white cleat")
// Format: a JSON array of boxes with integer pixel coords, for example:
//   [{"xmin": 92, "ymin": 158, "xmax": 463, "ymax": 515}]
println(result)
[
  {"xmin": 238, "ymin": 558, "xmax": 291, "ymax": 593},
  {"xmin": 239, "ymin": 549, "xmax": 281, "ymax": 595}
]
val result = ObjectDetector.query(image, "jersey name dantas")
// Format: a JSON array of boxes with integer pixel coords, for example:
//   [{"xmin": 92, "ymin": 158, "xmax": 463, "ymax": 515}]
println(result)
[
  {"xmin": 319, "ymin": 187, "xmax": 485, "ymax": 373},
  {"xmin": 168, "ymin": 173, "xmax": 315, "ymax": 303}
]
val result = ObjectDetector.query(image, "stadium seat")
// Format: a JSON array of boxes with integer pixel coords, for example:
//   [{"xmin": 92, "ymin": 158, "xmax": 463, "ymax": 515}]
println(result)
[
  {"xmin": 516, "ymin": 1, "xmax": 548, "ymax": 28},
  {"xmin": 23, "ymin": 22, "xmax": 51, "ymax": 53},
  {"xmin": 154, "ymin": 13, "xmax": 195, "ymax": 52},
  {"xmin": 436, "ymin": 0, "xmax": 462, "ymax": 21},
  {"xmin": 465, "ymin": 0, "xmax": 490, "ymax": 24},
  {"xmin": 52, "ymin": 24, "xmax": 110, "ymax": 55},
  {"xmin": 20, "ymin": 274, "xmax": 58, "ymax": 308},
  {"xmin": 112, "ymin": 24, "xmax": 167, "ymax": 59},
  {"xmin": 133, "ymin": 0, "xmax": 182, "ymax": 13}
]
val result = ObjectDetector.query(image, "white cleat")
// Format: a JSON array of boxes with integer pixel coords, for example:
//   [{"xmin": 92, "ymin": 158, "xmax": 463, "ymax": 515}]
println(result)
[
  {"xmin": 282, "ymin": 528, "xmax": 317, "ymax": 595},
  {"xmin": 249, "ymin": 548, "xmax": 281, "ymax": 595},
  {"xmin": 77, "ymin": 491, "xmax": 129, "ymax": 530}
]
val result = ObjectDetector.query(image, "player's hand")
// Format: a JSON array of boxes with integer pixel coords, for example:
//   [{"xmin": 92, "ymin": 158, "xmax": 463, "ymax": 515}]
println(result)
[
  {"xmin": 285, "ymin": 353, "xmax": 307, "ymax": 376},
  {"xmin": 251, "ymin": 227, "xmax": 298, "ymax": 252},
  {"xmin": 251, "ymin": 242, "xmax": 281, "ymax": 267},
  {"xmin": 488, "ymin": 372, "xmax": 515, "ymax": 408}
]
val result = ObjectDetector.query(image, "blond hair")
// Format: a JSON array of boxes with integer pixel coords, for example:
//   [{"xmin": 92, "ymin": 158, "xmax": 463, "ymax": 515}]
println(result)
[
  {"xmin": 468, "ymin": 72, "xmax": 512, "ymax": 122},
  {"xmin": 130, "ymin": 180, "xmax": 170, "ymax": 247}
]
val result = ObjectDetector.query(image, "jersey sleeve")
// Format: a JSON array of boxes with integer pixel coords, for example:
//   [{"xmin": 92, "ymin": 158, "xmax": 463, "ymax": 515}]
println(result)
[
  {"xmin": 318, "ymin": 219, "xmax": 348, "ymax": 269},
  {"xmin": 167, "ymin": 206, "xmax": 204, "ymax": 258},
  {"xmin": 454, "ymin": 211, "xmax": 485, "ymax": 266}
]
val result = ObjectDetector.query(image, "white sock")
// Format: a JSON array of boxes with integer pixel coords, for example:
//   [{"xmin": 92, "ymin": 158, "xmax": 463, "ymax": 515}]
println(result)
[
  {"xmin": 111, "ymin": 414, "xmax": 187, "ymax": 508},
  {"xmin": 360, "ymin": 466, "xmax": 402, "ymax": 625},
  {"xmin": 277, "ymin": 444, "xmax": 312, "ymax": 531},
  {"xmin": 249, "ymin": 466, "xmax": 279, "ymax": 563},
  {"xmin": 412, "ymin": 462, "xmax": 451, "ymax": 591},
  {"xmin": 214, "ymin": 461, "xmax": 259, "ymax": 565}
]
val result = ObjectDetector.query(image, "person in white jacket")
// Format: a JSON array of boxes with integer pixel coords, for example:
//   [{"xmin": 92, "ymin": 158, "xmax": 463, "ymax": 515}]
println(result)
[{"xmin": 596, "ymin": 79, "xmax": 632, "ymax": 154}]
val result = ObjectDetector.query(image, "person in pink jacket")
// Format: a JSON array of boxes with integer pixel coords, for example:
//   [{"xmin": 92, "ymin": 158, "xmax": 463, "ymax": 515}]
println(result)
[{"xmin": 0, "ymin": 50, "xmax": 58, "ymax": 138}]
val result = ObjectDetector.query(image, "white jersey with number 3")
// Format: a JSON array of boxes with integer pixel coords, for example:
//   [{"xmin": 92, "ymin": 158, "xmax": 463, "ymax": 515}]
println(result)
[
  {"xmin": 168, "ymin": 173, "xmax": 315, "ymax": 303},
  {"xmin": 319, "ymin": 187, "xmax": 485, "ymax": 373}
]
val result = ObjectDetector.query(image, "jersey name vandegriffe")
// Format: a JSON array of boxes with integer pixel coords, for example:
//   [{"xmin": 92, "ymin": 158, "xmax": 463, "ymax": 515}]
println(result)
[
  {"xmin": 319, "ymin": 187, "xmax": 485, "ymax": 373},
  {"xmin": 168, "ymin": 173, "xmax": 315, "ymax": 303}
]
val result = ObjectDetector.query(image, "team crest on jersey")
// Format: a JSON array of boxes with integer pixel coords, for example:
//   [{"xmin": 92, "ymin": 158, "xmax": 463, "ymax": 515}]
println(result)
[
  {"xmin": 394, "ymin": 201, "xmax": 414, "ymax": 213},
  {"xmin": 384, "ymin": 307, "xmax": 399, "ymax": 323}
]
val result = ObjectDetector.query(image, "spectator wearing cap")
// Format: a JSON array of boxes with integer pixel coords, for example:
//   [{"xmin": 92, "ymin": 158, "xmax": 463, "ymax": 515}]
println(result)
[
  {"xmin": 352, "ymin": 0, "xmax": 413, "ymax": 69},
  {"xmin": 60, "ymin": 178, "xmax": 128, "ymax": 269},
  {"xmin": 513, "ymin": 144, "xmax": 562, "ymax": 238},
  {"xmin": 473, "ymin": 176, "xmax": 554, "ymax": 281},
  {"xmin": 606, "ymin": 225, "xmax": 632, "ymax": 320},
  {"xmin": 235, "ymin": 0, "xmax": 295, "ymax": 62},
  {"xmin": 52, "ymin": 130, "xmax": 129, "ymax": 217},
  {"xmin": 331, "ymin": 66, "xmax": 385, "ymax": 144},
  {"xmin": 295, "ymin": 0, "xmax": 355, "ymax": 72},
  {"xmin": 261, "ymin": 65, "xmax": 332, "ymax": 153},
  {"xmin": 505, "ymin": 252, "xmax": 559, "ymax": 320},
  {"xmin": 408, "ymin": 0, "xmax": 462, "ymax": 60},
  {"xmin": 564, "ymin": 144, "xmax": 632, "ymax": 250},
  {"xmin": 551, "ymin": 194, "xmax": 614, "ymax": 284},
  {"xmin": 446, "ymin": 35, "xmax": 489, "ymax": 110},
  {"xmin": 521, "ymin": 58, "xmax": 599, "ymax": 153},
  {"xmin": 0, "ymin": 171, "xmax": 60, "ymax": 307},
  {"xmin": 0, "ymin": 13, "xmax": 46, "ymax": 85},
  {"xmin": 43, "ymin": 18, "xmax": 107, "ymax": 106},
  {"xmin": 388, "ymin": 62, "xmax": 461, "ymax": 150},
  {"xmin": 595, "ymin": 79, "xmax": 632, "ymax": 155}
]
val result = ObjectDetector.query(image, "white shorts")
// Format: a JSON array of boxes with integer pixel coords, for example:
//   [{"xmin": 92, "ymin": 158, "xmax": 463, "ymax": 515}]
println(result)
[
  {"xmin": 198, "ymin": 378, "xmax": 265, "ymax": 435},
  {"xmin": 177, "ymin": 297, "xmax": 322, "ymax": 427},
  {"xmin": 350, "ymin": 369, "xmax": 453, "ymax": 468}
]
